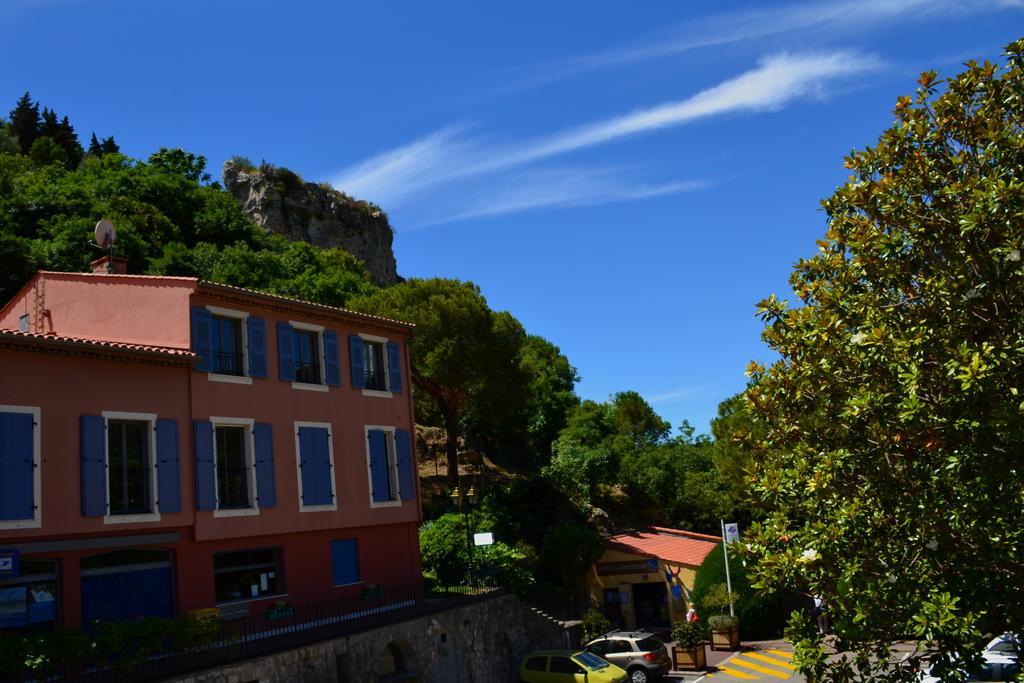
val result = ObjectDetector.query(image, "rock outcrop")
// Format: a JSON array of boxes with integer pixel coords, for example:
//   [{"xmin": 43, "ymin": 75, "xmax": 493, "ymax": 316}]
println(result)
[{"xmin": 222, "ymin": 160, "xmax": 399, "ymax": 287}]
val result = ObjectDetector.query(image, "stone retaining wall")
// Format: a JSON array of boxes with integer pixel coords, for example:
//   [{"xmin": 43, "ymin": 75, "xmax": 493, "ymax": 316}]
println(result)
[{"xmin": 170, "ymin": 594, "xmax": 567, "ymax": 683}]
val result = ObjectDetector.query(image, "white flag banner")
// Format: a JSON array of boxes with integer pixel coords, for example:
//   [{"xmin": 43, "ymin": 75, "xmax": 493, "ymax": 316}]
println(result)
[{"xmin": 724, "ymin": 523, "xmax": 739, "ymax": 545}]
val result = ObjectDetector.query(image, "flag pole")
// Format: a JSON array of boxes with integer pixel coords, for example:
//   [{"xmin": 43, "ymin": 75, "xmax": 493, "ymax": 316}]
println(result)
[{"xmin": 721, "ymin": 519, "xmax": 735, "ymax": 617}]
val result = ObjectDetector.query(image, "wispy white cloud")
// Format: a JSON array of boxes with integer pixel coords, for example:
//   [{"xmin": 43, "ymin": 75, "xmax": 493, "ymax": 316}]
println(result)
[
  {"xmin": 332, "ymin": 50, "xmax": 879, "ymax": 219},
  {"xmin": 405, "ymin": 167, "xmax": 707, "ymax": 230},
  {"xmin": 505, "ymin": 0, "xmax": 1020, "ymax": 90},
  {"xmin": 647, "ymin": 385, "xmax": 711, "ymax": 404}
]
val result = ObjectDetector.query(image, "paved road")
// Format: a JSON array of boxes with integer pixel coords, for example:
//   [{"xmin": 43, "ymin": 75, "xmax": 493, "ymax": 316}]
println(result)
[
  {"xmin": 668, "ymin": 642, "xmax": 803, "ymax": 683},
  {"xmin": 701, "ymin": 647, "xmax": 801, "ymax": 682}
]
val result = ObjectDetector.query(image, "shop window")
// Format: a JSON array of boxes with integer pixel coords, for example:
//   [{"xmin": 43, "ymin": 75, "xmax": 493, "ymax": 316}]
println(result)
[
  {"xmin": 214, "ymin": 548, "xmax": 283, "ymax": 603},
  {"xmin": 0, "ymin": 559, "xmax": 58, "ymax": 631}
]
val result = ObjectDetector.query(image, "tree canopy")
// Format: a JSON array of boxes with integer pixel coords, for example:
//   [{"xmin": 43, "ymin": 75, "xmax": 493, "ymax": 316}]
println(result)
[
  {"xmin": 348, "ymin": 278, "xmax": 531, "ymax": 484},
  {"xmin": 743, "ymin": 39, "xmax": 1024, "ymax": 681}
]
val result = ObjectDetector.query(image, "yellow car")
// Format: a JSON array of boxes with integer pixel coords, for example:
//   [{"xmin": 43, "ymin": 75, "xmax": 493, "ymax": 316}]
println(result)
[{"xmin": 520, "ymin": 649, "xmax": 628, "ymax": 683}]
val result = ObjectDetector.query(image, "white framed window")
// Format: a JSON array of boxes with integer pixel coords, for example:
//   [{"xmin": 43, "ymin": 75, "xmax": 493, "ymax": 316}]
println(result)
[
  {"xmin": 101, "ymin": 411, "xmax": 160, "ymax": 524},
  {"xmin": 359, "ymin": 333, "xmax": 393, "ymax": 398},
  {"xmin": 0, "ymin": 405, "xmax": 41, "ymax": 530},
  {"xmin": 206, "ymin": 305, "xmax": 251, "ymax": 385},
  {"xmin": 291, "ymin": 321, "xmax": 328, "ymax": 392},
  {"xmin": 365, "ymin": 425, "xmax": 401, "ymax": 508},
  {"xmin": 294, "ymin": 421, "xmax": 337, "ymax": 512},
  {"xmin": 211, "ymin": 417, "xmax": 258, "ymax": 518}
]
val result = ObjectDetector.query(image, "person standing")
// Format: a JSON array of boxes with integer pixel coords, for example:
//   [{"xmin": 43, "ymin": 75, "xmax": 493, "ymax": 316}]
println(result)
[
  {"xmin": 813, "ymin": 595, "xmax": 829, "ymax": 635},
  {"xmin": 686, "ymin": 605, "xmax": 699, "ymax": 623}
]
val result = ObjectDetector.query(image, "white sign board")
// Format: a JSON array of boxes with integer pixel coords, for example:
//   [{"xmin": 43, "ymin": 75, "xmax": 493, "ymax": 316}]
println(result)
[
  {"xmin": 724, "ymin": 523, "xmax": 740, "ymax": 545},
  {"xmin": 473, "ymin": 532, "xmax": 494, "ymax": 546}
]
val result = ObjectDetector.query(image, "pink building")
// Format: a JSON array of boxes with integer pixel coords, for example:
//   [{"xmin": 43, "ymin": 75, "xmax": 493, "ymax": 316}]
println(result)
[{"xmin": 0, "ymin": 267, "xmax": 421, "ymax": 630}]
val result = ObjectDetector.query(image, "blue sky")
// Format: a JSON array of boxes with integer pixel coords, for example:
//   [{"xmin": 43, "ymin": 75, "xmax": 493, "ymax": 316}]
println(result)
[{"xmin": 2, "ymin": 1, "xmax": 1020, "ymax": 433}]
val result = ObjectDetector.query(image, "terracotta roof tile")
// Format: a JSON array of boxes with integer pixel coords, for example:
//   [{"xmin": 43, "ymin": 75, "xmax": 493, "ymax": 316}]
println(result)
[
  {"xmin": 606, "ymin": 527, "xmax": 720, "ymax": 567},
  {"xmin": 0, "ymin": 329, "xmax": 197, "ymax": 361}
]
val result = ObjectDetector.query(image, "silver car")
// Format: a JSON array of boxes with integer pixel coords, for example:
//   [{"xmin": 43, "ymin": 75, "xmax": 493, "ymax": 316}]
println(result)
[{"xmin": 584, "ymin": 631, "xmax": 671, "ymax": 683}]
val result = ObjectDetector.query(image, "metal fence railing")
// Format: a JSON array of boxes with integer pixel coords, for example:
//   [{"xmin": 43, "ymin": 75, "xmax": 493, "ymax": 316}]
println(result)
[{"xmin": 44, "ymin": 584, "xmax": 503, "ymax": 682}]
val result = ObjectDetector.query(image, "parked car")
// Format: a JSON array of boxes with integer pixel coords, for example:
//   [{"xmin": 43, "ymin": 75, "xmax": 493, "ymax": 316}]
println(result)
[
  {"xmin": 984, "ymin": 633, "xmax": 1021, "ymax": 658},
  {"xmin": 919, "ymin": 649, "xmax": 1019, "ymax": 682},
  {"xmin": 519, "ymin": 649, "xmax": 628, "ymax": 683},
  {"xmin": 584, "ymin": 631, "xmax": 671, "ymax": 683}
]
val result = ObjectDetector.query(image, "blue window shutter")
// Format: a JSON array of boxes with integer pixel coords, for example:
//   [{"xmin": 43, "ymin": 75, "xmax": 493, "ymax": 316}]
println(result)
[
  {"xmin": 254, "ymin": 423, "xmax": 276, "ymax": 508},
  {"xmin": 0, "ymin": 412, "xmax": 35, "ymax": 520},
  {"xmin": 368, "ymin": 430, "xmax": 390, "ymax": 502},
  {"xmin": 247, "ymin": 317, "xmax": 267, "ymax": 379},
  {"xmin": 386, "ymin": 341, "xmax": 403, "ymax": 393},
  {"xmin": 298, "ymin": 427, "xmax": 321, "ymax": 505},
  {"xmin": 192, "ymin": 421, "xmax": 216, "ymax": 511},
  {"xmin": 315, "ymin": 428, "xmax": 334, "ymax": 505},
  {"xmin": 190, "ymin": 307, "xmax": 212, "ymax": 373},
  {"xmin": 156, "ymin": 419, "xmax": 181, "ymax": 513},
  {"xmin": 277, "ymin": 322, "xmax": 295, "ymax": 381},
  {"xmin": 395, "ymin": 429, "xmax": 415, "ymax": 501},
  {"xmin": 323, "ymin": 330, "xmax": 341, "ymax": 387},
  {"xmin": 80, "ymin": 415, "xmax": 107, "ymax": 516},
  {"xmin": 348, "ymin": 334, "xmax": 365, "ymax": 389},
  {"xmin": 331, "ymin": 539, "xmax": 360, "ymax": 586}
]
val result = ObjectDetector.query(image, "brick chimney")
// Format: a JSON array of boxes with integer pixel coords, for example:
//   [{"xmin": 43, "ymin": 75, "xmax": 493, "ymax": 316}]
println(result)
[{"xmin": 90, "ymin": 255, "xmax": 129, "ymax": 274}]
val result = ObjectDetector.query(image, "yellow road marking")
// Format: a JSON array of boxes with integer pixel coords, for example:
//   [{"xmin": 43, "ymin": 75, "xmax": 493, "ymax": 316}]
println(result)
[
  {"xmin": 747, "ymin": 652, "xmax": 796, "ymax": 670},
  {"xmin": 729, "ymin": 657, "xmax": 791, "ymax": 679},
  {"xmin": 767, "ymin": 649, "xmax": 794, "ymax": 660},
  {"xmin": 717, "ymin": 665, "xmax": 760, "ymax": 679}
]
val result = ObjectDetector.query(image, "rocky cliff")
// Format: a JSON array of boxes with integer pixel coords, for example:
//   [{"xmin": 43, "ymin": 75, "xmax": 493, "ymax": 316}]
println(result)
[{"xmin": 222, "ymin": 160, "xmax": 399, "ymax": 287}]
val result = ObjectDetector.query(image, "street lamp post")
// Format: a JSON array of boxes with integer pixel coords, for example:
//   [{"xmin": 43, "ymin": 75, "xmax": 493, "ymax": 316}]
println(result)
[{"xmin": 450, "ymin": 485, "xmax": 478, "ymax": 588}]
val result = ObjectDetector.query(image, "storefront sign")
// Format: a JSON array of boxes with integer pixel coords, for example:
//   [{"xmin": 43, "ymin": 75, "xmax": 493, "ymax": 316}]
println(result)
[
  {"xmin": 0, "ymin": 549, "xmax": 18, "ymax": 579},
  {"xmin": 596, "ymin": 559, "xmax": 658, "ymax": 576}
]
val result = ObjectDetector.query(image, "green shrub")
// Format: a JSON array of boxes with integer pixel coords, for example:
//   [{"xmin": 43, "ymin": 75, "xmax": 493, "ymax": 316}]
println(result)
[
  {"xmin": 708, "ymin": 614, "xmax": 739, "ymax": 631},
  {"xmin": 692, "ymin": 543, "xmax": 782, "ymax": 639},
  {"xmin": 227, "ymin": 155, "xmax": 256, "ymax": 171},
  {"xmin": 581, "ymin": 608, "xmax": 612, "ymax": 642},
  {"xmin": 671, "ymin": 619, "xmax": 707, "ymax": 649}
]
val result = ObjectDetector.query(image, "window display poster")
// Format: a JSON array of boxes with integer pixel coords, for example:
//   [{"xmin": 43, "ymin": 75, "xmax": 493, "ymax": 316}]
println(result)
[{"xmin": 0, "ymin": 586, "xmax": 27, "ymax": 628}]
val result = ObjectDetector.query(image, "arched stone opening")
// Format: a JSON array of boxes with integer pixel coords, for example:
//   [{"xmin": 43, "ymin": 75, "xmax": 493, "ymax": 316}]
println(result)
[{"xmin": 376, "ymin": 640, "xmax": 421, "ymax": 682}]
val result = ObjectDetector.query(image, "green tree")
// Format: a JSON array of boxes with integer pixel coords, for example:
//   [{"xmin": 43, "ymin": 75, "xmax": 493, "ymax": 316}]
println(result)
[
  {"xmin": 349, "ymin": 279, "xmax": 529, "ymax": 486},
  {"xmin": 744, "ymin": 40, "xmax": 1024, "ymax": 681},
  {"xmin": 8, "ymin": 92, "xmax": 39, "ymax": 154}
]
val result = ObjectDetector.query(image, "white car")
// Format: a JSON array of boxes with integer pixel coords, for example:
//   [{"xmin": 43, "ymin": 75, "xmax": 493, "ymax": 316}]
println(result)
[{"xmin": 919, "ymin": 638, "xmax": 1019, "ymax": 682}]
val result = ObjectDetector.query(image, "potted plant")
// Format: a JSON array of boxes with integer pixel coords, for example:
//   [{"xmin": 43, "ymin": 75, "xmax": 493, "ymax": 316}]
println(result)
[
  {"xmin": 703, "ymin": 583, "xmax": 741, "ymax": 651},
  {"xmin": 708, "ymin": 614, "xmax": 741, "ymax": 650},
  {"xmin": 670, "ymin": 620, "xmax": 706, "ymax": 671}
]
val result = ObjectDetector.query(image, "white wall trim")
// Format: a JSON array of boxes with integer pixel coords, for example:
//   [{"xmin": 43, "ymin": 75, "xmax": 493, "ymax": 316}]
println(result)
[
  {"xmin": 294, "ymin": 420, "xmax": 337, "ymax": 512},
  {"xmin": 210, "ymin": 374, "xmax": 253, "ymax": 385},
  {"xmin": 210, "ymin": 417, "xmax": 258, "ymax": 516},
  {"xmin": 364, "ymin": 425, "xmax": 401, "ymax": 508},
  {"xmin": 0, "ymin": 405, "xmax": 42, "ymax": 530},
  {"xmin": 361, "ymin": 389, "xmax": 394, "ymax": 399},
  {"xmin": 101, "ymin": 411, "xmax": 160, "ymax": 525},
  {"xmin": 292, "ymin": 381, "xmax": 329, "ymax": 392}
]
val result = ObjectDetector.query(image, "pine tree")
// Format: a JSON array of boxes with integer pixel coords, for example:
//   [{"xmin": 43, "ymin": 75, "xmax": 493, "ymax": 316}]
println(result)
[
  {"xmin": 8, "ymin": 92, "xmax": 40, "ymax": 154},
  {"xmin": 87, "ymin": 132, "xmax": 103, "ymax": 156},
  {"xmin": 55, "ymin": 115, "xmax": 82, "ymax": 167},
  {"xmin": 99, "ymin": 136, "xmax": 119, "ymax": 155}
]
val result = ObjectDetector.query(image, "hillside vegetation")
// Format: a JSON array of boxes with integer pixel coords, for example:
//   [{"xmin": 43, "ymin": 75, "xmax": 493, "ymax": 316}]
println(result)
[{"xmin": 0, "ymin": 93, "xmax": 754, "ymax": 601}]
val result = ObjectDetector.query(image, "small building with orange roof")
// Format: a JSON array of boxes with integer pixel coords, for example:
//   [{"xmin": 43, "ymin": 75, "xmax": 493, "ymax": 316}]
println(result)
[{"xmin": 586, "ymin": 526, "xmax": 720, "ymax": 632}]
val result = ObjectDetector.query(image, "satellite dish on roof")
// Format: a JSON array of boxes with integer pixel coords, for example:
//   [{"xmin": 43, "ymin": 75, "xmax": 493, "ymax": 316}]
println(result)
[{"xmin": 94, "ymin": 219, "xmax": 116, "ymax": 248}]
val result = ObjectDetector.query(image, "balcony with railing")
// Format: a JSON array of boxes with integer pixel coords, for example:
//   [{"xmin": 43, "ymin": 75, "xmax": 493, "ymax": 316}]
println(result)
[
  {"xmin": 211, "ymin": 351, "xmax": 244, "ymax": 376},
  {"xmin": 364, "ymin": 369, "xmax": 387, "ymax": 391},
  {"xmin": 295, "ymin": 360, "xmax": 321, "ymax": 384}
]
